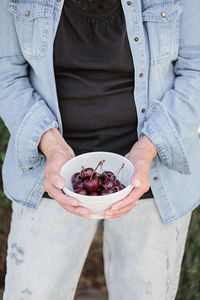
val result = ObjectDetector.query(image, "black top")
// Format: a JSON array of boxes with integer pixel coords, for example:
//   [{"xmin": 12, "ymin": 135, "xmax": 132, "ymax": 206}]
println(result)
[
  {"xmin": 53, "ymin": 0, "xmax": 138, "ymax": 156},
  {"xmin": 43, "ymin": 0, "xmax": 153, "ymax": 199}
]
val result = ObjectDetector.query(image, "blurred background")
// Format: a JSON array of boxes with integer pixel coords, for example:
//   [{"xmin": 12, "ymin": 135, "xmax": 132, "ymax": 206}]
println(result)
[{"xmin": 0, "ymin": 118, "xmax": 200, "ymax": 299}]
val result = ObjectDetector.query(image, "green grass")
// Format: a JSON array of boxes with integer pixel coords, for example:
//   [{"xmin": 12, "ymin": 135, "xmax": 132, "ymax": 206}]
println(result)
[{"xmin": 0, "ymin": 118, "xmax": 200, "ymax": 298}]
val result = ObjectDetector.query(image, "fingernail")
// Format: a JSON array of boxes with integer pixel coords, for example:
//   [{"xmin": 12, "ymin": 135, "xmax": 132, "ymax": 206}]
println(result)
[
  {"xmin": 133, "ymin": 178, "xmax": 141, "ymax": 187},
  {"xmin": 56, "ymin": 181, "xmax": 64, "ymax": 189}
]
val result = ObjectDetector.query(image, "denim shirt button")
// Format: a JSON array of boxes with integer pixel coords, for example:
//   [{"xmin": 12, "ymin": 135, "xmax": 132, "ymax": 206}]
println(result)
[
  {"xmin": 127, "ymin": 1, "xmax": 132, "ymax": 5},
  {"xmin": 56, "ymin": 0, "xmax": 61, "ymax": 2},
  {"xmin": 25, "ymin": 11, "xmax": 30, "ymax": 17},
  {"xmin": 134, "ymin": 37, "xmax": 139, "ymax": 42},
  {"xmin": 139, "ymin": 73, "xmax": 144, "ymax": 78},
  {"xmin": 29, "ymin": 167, "xmax": 34, "ymax": 170},
  {"xmin": 153, "ymin": 177, "xmax": 159, "ymax": 181},
  {"xmin": 161, "ymin": 11, "xmax": 167, "ymax": 17},
  {"xmin": 141, "ymin": 108, "xmax": 146, "ymax": 113},
  {"xmin": 152, "ymin": 107, "xmax": 156, "ymax": 112}
]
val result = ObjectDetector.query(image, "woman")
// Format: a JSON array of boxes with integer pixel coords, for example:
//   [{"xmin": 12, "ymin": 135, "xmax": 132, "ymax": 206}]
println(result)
[{"xmin": 0, "ymin": 0, "xmax": 200, "ymax": 299}]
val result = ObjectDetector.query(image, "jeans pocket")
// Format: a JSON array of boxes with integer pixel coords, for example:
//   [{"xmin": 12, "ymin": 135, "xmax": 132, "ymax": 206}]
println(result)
[
  {"xmin": 142, "ymin": 0, "xmax": 183, "ymax": 64},
  {"xmin": 8, "ymin": 0, "xmax": 53, "ymax": 60}
]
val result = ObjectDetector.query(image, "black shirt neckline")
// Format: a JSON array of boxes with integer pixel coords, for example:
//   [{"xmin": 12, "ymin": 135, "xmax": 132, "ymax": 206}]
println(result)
[{"xmin": 65, "ymin": 0, "xmax": 121, "ymax": 17}]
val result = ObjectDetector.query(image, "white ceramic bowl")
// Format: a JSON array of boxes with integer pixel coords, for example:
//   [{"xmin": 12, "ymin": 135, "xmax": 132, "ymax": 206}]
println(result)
[{"xmin": 60, "ymin": 151, "xmax": 134, "ymax": 219}]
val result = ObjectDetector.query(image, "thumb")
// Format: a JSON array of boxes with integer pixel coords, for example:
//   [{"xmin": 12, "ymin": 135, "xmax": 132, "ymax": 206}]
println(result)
[{"xmin": 131, "ymin": 172, "xmax": 145, "ymax": 188}]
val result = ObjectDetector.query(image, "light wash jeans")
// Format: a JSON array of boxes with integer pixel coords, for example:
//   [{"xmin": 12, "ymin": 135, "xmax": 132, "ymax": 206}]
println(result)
[{"xmin": 3, "ymin": 197, "xmax": 191, "ymax": 300}]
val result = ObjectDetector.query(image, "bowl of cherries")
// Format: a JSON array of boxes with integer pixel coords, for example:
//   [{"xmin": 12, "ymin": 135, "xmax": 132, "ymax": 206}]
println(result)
[{"xmin": 60, "ymin": 152, "xmax": 134, "ymax": 219}]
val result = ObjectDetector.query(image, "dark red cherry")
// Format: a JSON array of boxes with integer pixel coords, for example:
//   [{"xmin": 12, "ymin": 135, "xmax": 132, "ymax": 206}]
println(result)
[
  {"xmin": 115, "ymin": 179, "xmax": 121, "ymax": 186},
  {"xmin": 103, "ymin": 179, "xmax": 115, "ymax": 189},
  {"xmin": 81, "ymin": 168, "xmax": 94, "ymax": 179},
  {"xmin": 74, "ymin": 188, "xmax": 88, "ymax": 195},
  {"xmin": 119, "ymin": 184, "xmax": 126, "ymax": 190},
  {"xmin": 100, "ymin": 188, "xmax": 115, "ymax": 195},
  {"xmin": 92, "ymin": 172, "xmax": 98, "ymax": 178},
  {"xmin": 73, "ymin": 180, "xmax": 84, "ymax": 190},
  {"xmin": 90, "ymin": 192, "xmax": 99, "ymax": 196},
  {"xmin": 98, "ymin": 178, "xmax": 103, "ymax": 187},
  {"xmin": 98, "ymin": 174, "xmax": 104, "ymax": 180},
  {"xmin": 102, "ymin": 171, "xmax": 116, "ymax": 181},
  {"xmin": 114, "ymin": 186, "xmax": 120, "ymax": 192},
  {"xmin": 71, "ymin": 172, "xmax": 81, "ymax": 183},
  {"xmin": 84, "ymin": 178, "xmax": 99, "ymax": 192}
]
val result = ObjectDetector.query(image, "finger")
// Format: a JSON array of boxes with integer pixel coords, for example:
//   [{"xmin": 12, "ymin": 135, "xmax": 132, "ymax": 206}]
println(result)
[
  {"xmin": 105, "ymin": 196, "xmax": 140, "ymax": 219},
  {"xmin": 45, "ymin": 156, "xmax": 66, "ymax": 177},
  {"xmin": 64, "ymin": 205, "xmax": 90, "ymax": 218},
  {"xmin": 105, "ymin": 198, "xmax": 137, "ymax": 218},
  {"xmin": 105, "ymin": 202, "xmax": 136, "ymax": 219},
  {"xmin": 43, "ymin": 179, "xmax": 90, "ymax": 217},
  {"xmin": 43, "ymin": 179, "xmax": 78, "ymax": 206},
  {"xmin": 47, "ymin": 171, "xmax": 66, "ymax": 190},
  {"xmin": 131, "ymin": 163, "xmax": 150, "ymax": 188},
  {"xmin": 108, "ymin": 189, "xmax": 136, "ymax": 212},
  {"xmin": 107, "ymin": 181, "xmax": 149, "ymax": 213},
  {"xmin": 45, "ymin": 155, "xmax": 69, "ymax": 188}
]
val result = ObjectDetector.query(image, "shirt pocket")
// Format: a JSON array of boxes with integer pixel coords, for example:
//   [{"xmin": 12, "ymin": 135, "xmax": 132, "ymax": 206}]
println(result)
[
  {"xmin": 8, "ymin": 0, "xmax": 53, "ymax": 60},
  {"xmin": 142, "ymin": 1, "xmax": 183, "ymax": 65}
]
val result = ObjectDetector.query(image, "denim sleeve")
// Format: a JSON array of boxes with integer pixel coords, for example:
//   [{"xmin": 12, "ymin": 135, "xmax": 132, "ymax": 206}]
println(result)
[
  {"xmin": 142, "ymin": 0, "xmax": 200, "ymax": 175},
  {"xmin": 0, "ymin": 2, "xmax": 58, "ymax": 174}
]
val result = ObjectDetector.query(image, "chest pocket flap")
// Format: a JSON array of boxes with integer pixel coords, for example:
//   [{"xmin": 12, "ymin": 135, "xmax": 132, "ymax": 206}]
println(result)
[
  {"xmin": 142, "ymin": 1, "xmax": 183, "ymax": 22},
  {"xmin": 142, "ymin": 1, "xmax": 183, "ymax": 64},
  {"xmin": 8, "ymin": 0, "xmax": 53, "ymax": 20},
  {"xmin": 8, "ymin": 0, "xmax": 54, "ymax": 59}
]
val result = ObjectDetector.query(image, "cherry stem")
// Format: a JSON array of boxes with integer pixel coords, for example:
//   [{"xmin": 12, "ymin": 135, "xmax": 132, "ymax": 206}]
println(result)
[
  {"xmin": 90, "ymin": 160, "xmax": 105, "ymax": 180},
  {"xmin": 100, "ymin": 160, "xmax": 105, "ymax": 173},
  {"xmin": 114, "ymin": 163, "xmax": 125, "ymax": 182},
  {"xmin": 81, "ymin": 165, "xmax": 85, "ymax": 170},
  {"xmin": 120, "ymin": 164, "xmax": 125, "ymax": 183}
]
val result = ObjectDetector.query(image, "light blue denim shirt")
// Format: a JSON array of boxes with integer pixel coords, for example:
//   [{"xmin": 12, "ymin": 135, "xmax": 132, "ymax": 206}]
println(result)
[{"xmin": 0, "ymin": 0, "xmax": 200, "ymax": 224}]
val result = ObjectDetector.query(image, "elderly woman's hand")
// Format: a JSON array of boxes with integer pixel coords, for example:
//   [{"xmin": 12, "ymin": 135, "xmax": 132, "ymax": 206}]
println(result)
[
  {"xmin": 39, "ymin": 128, "xmax": 90, "ymax": 217},
  {"xmin": 104, "ymin": 135, "xmax": 157, "ymax": 219}
]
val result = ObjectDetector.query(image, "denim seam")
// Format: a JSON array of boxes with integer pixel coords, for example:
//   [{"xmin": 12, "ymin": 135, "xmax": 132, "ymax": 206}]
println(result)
[
  {"xmin": 153, "ymin": 101, "xmax": 190, "ymax": 173},
  {"xmin": 15, "ymin": 100, "xmax": 58, "ymax": 173},
  {"xmin": 104, "ymin": 238, "xmax": 113, "ymax": 300},
  {"xmin": 67, "ymin": 225, "xmax": 100, "ymax": 300},
  {"xmin": 150, "ymin": 159, "xmax": 176, "ymax": 223},
  {"xmin": 15, "ymin": 101, "xmax": 45, "ymax": 171},
  {"xmin": 144, "ymin": 100, "xmax": 191, "ymax": 174}
]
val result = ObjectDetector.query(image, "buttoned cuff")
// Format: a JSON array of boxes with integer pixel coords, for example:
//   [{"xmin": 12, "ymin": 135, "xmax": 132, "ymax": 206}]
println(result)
[
  {"xmin": 15, "ymin": 100, "xmax": 58, "ymax": 174},
  {"xmin": 142, "ymin": 100, "xmax": 191, "ymax": 174}
]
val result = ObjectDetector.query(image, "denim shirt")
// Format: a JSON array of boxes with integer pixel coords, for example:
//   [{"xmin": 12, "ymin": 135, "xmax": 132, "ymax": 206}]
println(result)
[{"xmin": 0, "ymin": 0, "xmax": 200, "ymax": 224}]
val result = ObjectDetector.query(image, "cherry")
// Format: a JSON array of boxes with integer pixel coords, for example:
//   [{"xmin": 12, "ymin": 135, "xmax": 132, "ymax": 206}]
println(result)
[
  {"xmin": 73, "ymin": 180, "xmax": 84, "ymax": 190},
  {"xmin": 71, "ymin": 160, "xmax": 126, "ymax": 196},
  {"xmin": 100, "ymin": 188, "xmax": 115, "ymax": 195},
  {"xmin": 74, "ymin": 188, "xmax": 88, "ymax": 195},
  {"xmin": 102, "ymin": 171, "xmax": 116, "ymax": 181},
  {"xmin": 103, "ymin": 179, "xmax": 115, "ymax": 189},
  {"xmin": 81, "ymin": 168, "xmax": 94, "ymax": 179},
  {"xmin": 98, "ymin": 178, "xmax": 103, "ymax": 187},
  {"xmin": 92, "ymin": 171, "xmax": 98, "ymax": 178},
  {"xmin": 84, "ymin": 178, "xmax": 100, "ymax": 192},
  {"xmin": 90, "ymin": 192, "xmax": 99, "ymax": 196},
  {"xmin": 119, "ymin": 184, "xmax": 126, "ymax": 190},
  {"xmin": 114, "ymin": 186, "xmax": 120, "ymax": 192},
  {"xmin": 72, "ymin": 172, "xmax": 81, "ymax": 183},
  {"xmin": 115, "ymin": 179, "xmax": 121, "ymax": 186}
]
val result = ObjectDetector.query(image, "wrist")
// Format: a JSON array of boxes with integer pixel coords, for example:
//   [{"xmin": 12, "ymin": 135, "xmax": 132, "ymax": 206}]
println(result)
[
  {"xmin": 139, "ymin": 134, "xmax": 157, "ymax": 159},
  {"xmin": 39, "ymin": 128, "xmax": 71, "ymax": 159}
]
